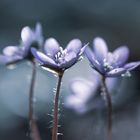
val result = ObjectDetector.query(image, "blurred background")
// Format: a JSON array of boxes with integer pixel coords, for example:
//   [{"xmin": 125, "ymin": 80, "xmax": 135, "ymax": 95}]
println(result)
[{"xmin": 0, "ymin": 0, "xmax": 140, "ymax": 140}]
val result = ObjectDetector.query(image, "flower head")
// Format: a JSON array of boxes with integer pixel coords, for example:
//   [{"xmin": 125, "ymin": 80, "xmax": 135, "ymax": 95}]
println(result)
[
  {"xmin": 65, "ymin": 75, "xmax": 99, "ymax": 114},
  {"xmin": 65, "ymin": 73, "xmax": 118, "ymax": 114},
  {"xmin": 0, "ymin": 23, "xmax": 43, "ymax": 65},
  {"xmin": 31, "ymin": 38, "xmax": 87, "ymax": 74},
  {"xmin": 85, "ymin": 37, "xmax": 140, "ymax": 77}
]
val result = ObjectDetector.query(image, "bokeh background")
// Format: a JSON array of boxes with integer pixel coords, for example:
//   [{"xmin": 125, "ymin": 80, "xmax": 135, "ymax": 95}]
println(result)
[{"xmin": 0, "ymin": 0, "xmax": 140, "ymax": 140}]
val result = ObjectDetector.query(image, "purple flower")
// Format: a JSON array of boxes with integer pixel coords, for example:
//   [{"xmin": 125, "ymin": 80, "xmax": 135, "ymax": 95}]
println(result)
[
  {"xmin": 31, "ymin": 38, "xmax": 87, "ymax": 73},
  {"xmin": 65, "ymin": 73, "xmax": 118, "ymax": 114},
  {"xmin": 85, "ymin": 37, "xmax": 140, "ymax": 77},
  {"xmin": 0, "ymin": 23, "xmax": 43, "ymax": 64},
  {"xmin": 65, "ymin": 75, "xmax": 99, "ymax": 114}
]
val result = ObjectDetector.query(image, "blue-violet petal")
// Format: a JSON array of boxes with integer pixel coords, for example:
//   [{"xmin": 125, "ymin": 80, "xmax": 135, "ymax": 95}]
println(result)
[
  {"xmin": 106, "ymin": 68, "xmax": 126, "ymax": 77},
  {"xmin": 31, "ymin": 48, "xmax": 57, "ymax": 67},
  {"xmin": 93, "ymin": 37, "xmax": 108, "ymax": 64},
  {"xmin": 65, "ymin": 39, "xmax": 82, "ymax": 54},
  {"xmin": 113, "ymin": 46, "xmax": 129, "ymax": 67},
  {"xmin": 124, "ymin": 61, "xmax": 140, "ymax": 71},
  {"xmin": 44, "ymin": 38, "xmax": 60, "ymax": 57}
]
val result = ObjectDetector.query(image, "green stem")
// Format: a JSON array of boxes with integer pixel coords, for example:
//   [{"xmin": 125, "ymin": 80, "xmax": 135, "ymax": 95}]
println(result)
[
  {"xmin": 101, "ymin": 77, "xmax": 112, "ymax": 140},
  {"xmin": 29, "ymin": 61, "xmax": 41, "ymax": 140},
  {"xmin": 52, "ymin": 73, "xmax": 63, "ymax": 140}
]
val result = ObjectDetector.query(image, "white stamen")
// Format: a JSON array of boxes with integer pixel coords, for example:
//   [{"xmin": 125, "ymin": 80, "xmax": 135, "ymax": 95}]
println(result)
[
  {"xmin": 103, "ymin": 59, "xmax": 113, "ymax": 71},
  {"xmin": 121, "ymin": 71, "xmax": 131, "ymax": 77}
]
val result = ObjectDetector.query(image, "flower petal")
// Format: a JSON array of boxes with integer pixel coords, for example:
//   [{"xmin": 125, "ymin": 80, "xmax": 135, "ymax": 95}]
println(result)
[
  {"xmin": 106, "ymin": 68, "xmax": 126, "ymax": 77},
  {"xmin": 0, "ymin": 55, "xmax": 22, "ymax": 64},
  {"xmin": 93, "ymin": 37, "xmax": 108, "ymax": 64},
  {"xmin": 79, "ymin": 43, "xmax": 88, "ymax": 56},
  {"xmin": 84, "ymin": 47, "xmax": 95, "ymax": 62},
  {"xmin": 65, "ymin": 39, "xmax": 82, "ymax": 54},
  {"xmin": 21, "ymin": 26, "xmax": 33, "ymax": 43},
  {"xmin": 64, "ymin": 51, "xmax": 77, "ymax": 62},
  {"xmin": 60, "ymin": 52, "xmax": 78, "ymax": 69},
  {"xmin": 31, "ymin": 48, "xmax": 57, "ymax": 67},
  {"xmin": 85, "ymin": 47, "xmax": 104, "ymax": 73},
  {"xmin": 35, "ymin": 23, "xmax": 43, "ymax": 46},
  {"xmin": 124, "ymin": 61, "xmax": 140, "ymax": 71},
  {"xmin": 3, "ymin": 46, "xmax": 22, "ymax": 56},
  {"xmin": 44, "ymin": 38, "xmax": 60, "ymax": 57},
  {"xmin": 35, "ymin": 23, "xmax": 42, "ymax": 37},
  {"xmin": 113, "ymin": 46, "xmax": 129, "ymax": 67},
  {"xmin": 106, "ymin": 52, "xmax": 114, "ymax": 64}
]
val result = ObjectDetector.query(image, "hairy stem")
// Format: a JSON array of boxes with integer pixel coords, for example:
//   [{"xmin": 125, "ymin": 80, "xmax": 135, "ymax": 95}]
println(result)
[
  {"xmin": 29, "ymin": 61, "xmax": 41, "ymax": 140},
  {"xmin": 101, "ymin": 77, "xmax": 112, "ymax": 140},
  {"xmin": 52, "ymin": 73, "xmax": 63, "ymax": 140}
]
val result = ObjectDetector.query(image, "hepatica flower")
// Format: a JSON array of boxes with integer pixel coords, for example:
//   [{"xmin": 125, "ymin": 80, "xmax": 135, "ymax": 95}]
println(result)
[
  {"xmin": 31, "ymin": 38, "xmax": 87, "ymax": 73},
  {"xmin": 0, "ymin": 23, "xmax": 43, "ymax": 140},
  {"xmin": 65, "ymin": 74, "xmax": 118, "ymax": 114},
  {"xmin": 0, "ymin": 23, "xmax": 43, "ymax": 65},
  {"xmin": 31, "ymin": 38, "xmax": 87, "ymax": 140},
  {"xmin": 65, "ymin": 74, "xmax": 100, "ymax": 114},
  {"xmin": 85, "ymin": 37, "xmax": 140, "ymax": 140},
  {"xmin": 85, "ymin": 37, "xmax": 140, "ymax": 77}
]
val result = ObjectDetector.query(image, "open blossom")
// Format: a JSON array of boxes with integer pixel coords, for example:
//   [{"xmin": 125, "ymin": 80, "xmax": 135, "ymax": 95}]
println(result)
[
  {"xmin": 31, "ymin": 38, "xmax": 87, "ymax": 73},
  {"xmin": 0, "ymin": 23, "xmax": 43, "ymax": 64},
  {"xmin": 65, "ymin": 73, "xmax": 118, "ymax": 114},
  {"xmin": 65, "ymin": 74, "xmax": 100, "ymax": 114},
  {"xmin": 85, "ymin": 37, "xmax": 140, "ymax": 77}
]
